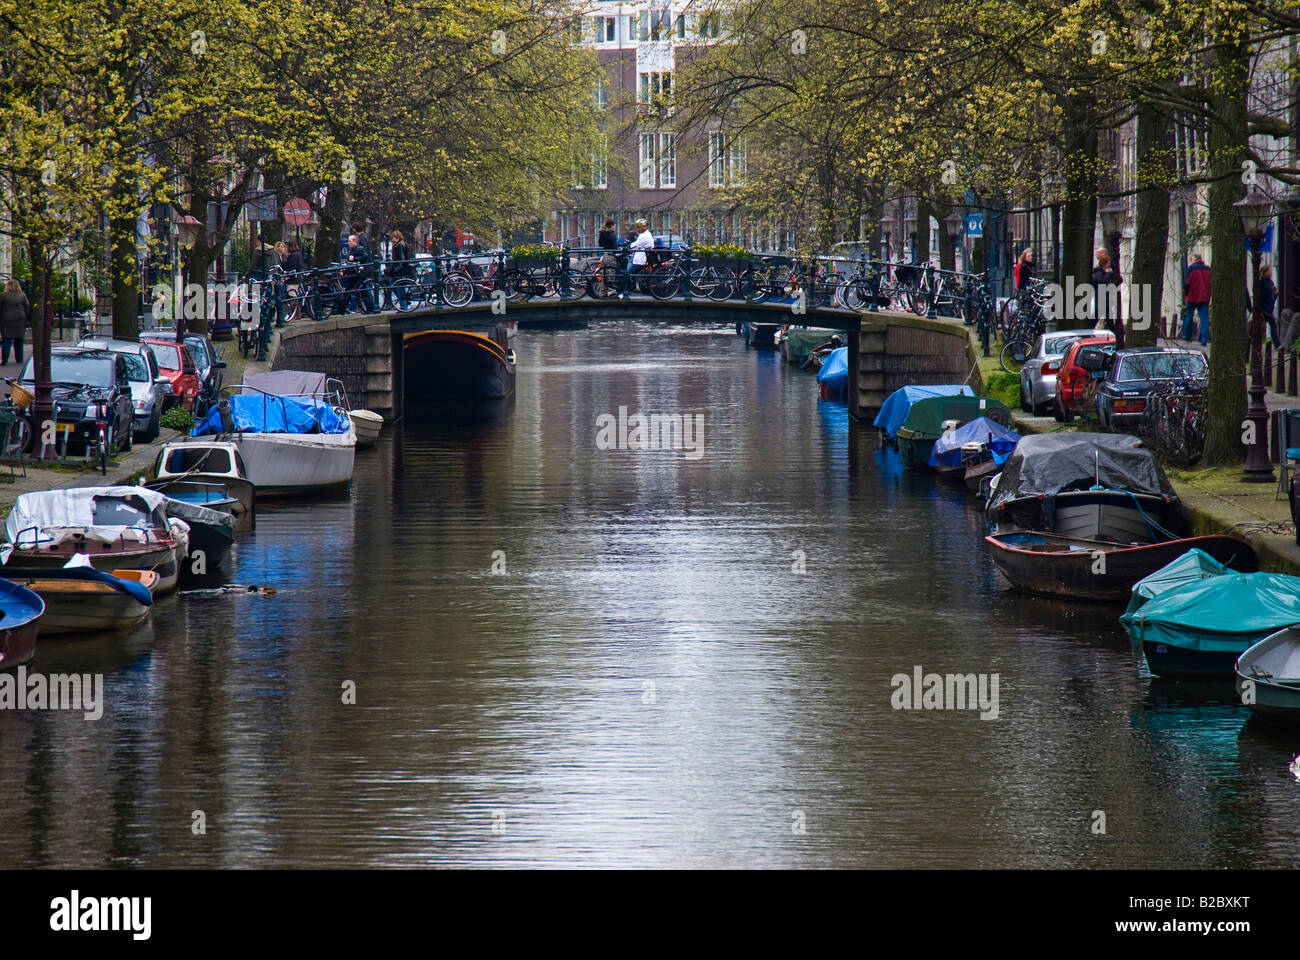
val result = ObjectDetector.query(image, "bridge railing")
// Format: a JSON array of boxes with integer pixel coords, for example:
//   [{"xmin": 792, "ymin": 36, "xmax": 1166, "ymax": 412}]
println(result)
[{"xmin": 246, "ymin": 248, "xmax": 996, "ymax": 356}]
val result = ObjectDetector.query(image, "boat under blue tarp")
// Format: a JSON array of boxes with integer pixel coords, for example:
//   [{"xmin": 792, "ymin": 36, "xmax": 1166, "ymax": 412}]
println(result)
[
  {"xmin": 1122, "ymin": 548, "xmax": 1230, "ymax": 618},
  {"xmin": 816, "ymin": 347, "xmax": 848, "ymax": 398},
  {"xmin": 873, "ymin": 384, "xmax": 974, "ymax": 439},
  {"xmin": 192, "ymin": 393, "xmax": 350, "ymax": 436},
  {"xmin": 929, "ymin": 416, "xmax": 1020, "ymax": 469}
]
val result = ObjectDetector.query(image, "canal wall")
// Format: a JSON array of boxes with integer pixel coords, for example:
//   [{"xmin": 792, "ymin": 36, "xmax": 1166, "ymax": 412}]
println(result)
[
  {"xmin": 846, "ymin": 313, "xmax": 977, "ymax": 421},
  {"xmin": 272, "ymin": 316, "xmax": 394, "ymax": 417}
]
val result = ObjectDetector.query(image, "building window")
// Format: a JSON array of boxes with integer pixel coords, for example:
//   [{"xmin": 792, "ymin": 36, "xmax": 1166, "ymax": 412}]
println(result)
[
  {"xmin": 709, "ymin": 132, "xmax": 725, "ymax": 187},
  {"xmin": 729, "ymin": 137, "xmax": 747, "ymax": 186},
  {"xmin": 675, "ymin": 13, "xmax": 686, "ymax": 39},
  {"xmin": 593, "ymin": 16, "xmax": 616, "ymax": 43},
  {"xmin": 594, "ymin": 77, "xmax": 608, "ymax": 110},
  {"xmin": 658, "ymin": 133, "xmax": 676, "ymax": 188},
  {"xmin": 592, "ymin": 136, "xmax": 608, "ymax": 189},
  {"xmin": 637, "ymin": 71, "xmax": 672, "ymax": 103},
  {"xmin": 639, "ymin": 133, "xmax": 656, "ymax": 188},
  {"xmin": 698, "ymin": 12, "xmax": 720, "ymax": 37},
  {"xmin": 628, "ymin": 14, "xmax": 638, "ymax": 41}
]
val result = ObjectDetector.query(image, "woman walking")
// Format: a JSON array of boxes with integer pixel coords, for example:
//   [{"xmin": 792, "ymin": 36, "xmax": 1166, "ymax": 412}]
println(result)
[
  {"xmin": 385, "ymin": 230, "xmax": 414, "ymax": 309},
  {"xmin": 1092, "ymin": 248, "xmax": 1123, "ymax": 347},
  {"xmin": 1260, "ymin": 263, "xmax": 1280, "ymax": 349},
  {"xmin": 0, "ymin": 279, "xmax": 30, "ymax": 366}
]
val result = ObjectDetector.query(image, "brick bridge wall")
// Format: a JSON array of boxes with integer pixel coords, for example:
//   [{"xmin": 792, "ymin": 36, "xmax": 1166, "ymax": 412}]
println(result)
[{"xmin": 847, "ymin": 314, "xmax": 976, "ymax": 421}]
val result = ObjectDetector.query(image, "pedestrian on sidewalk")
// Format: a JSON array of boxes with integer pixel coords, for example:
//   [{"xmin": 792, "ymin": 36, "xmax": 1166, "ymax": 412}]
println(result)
[
  {"xmin": 1092, "ymin": 248, "xmax": 1124, "ymax": 348},
  {"xmin": 1014, "ymin": 248, "xmax": 1034, "ymax": 291},
  {"xmin": 1260, "ymin": 262, "xmax": 1280, "ymax": 349},
  {"xmin": 1181, "ymin": 253, "xmax": 1211, "ymax": 344},
  {"xmin": 0, "ymin": 279, "xmax": 30, "ymax": 365}
]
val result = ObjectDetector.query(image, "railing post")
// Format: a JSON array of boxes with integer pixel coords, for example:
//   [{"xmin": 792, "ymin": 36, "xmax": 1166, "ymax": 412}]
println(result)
[
  {"xmin": 869, "ymin": 261, "xmax": 880, "ymax": 312},
  {"xmin": 312, "ymin": 265, "xmax": 322, "ymax": 321},
  {"xmin": 432, "ymin": 255, "xmax": 442, "ymax": 309},
  {"xmin": 560, "ymin": 245, "xmax": 571, "ymax": 298},
  {"xmin": 925, "ymin": 264, "xmax": 938, "ymax": 319},
  {"xmin": 682, "ymin": 245, "xmax": 692, "ymax": 303},
  {"xmin": 979, "ymin": 273, "xmax": 991, "ymax": 357}
]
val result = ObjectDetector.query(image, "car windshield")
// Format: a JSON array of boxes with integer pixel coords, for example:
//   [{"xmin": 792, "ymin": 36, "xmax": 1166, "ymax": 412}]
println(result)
[
  {"xmin": 21, "ymin": 355, "xmax": 114, "ymax": 387},
  {"xmin": 1117, "ymin": 352, "xmax": 1207, "ymax": 382},
  {"xmin": 185, "ymin": 340, "xmax": 211, "ymax": 365},
  {"xmin": 147, "ymin": 342, "xmax": 181, "ymax": 368}
]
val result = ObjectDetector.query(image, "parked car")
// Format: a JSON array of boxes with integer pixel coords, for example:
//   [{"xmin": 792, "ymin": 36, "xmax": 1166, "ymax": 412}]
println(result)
[
  {"xmin": 182, "ymin": 334, "xmax": 225, "ymax": 415},
  {"xmin": 1019, "ymin": 328, "xmax": 1113, "ymax": 415},
  {"xmin": 1054, "ymin": 335, "xmax": 1119, "ymax": 423},
  {"xmin": 1097, "ymin": 347, "xmax": 1209, "ymax": 431},
  {"xmin": 17, "ymin": 347, "xmax": 135, "ymax": 454},
  {"xmin": 76, "ymin": 337, "xmax": 171, "ymax": 440},
  {"xmin": 141, "ymin": 337, "xmax": 202, "ymax": 412}
]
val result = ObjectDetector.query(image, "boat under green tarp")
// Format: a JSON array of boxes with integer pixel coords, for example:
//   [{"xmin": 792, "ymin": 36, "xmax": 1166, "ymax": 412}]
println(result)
[
  {"xmin": 783, "ymin": 328, "xmax": 845, "ymax": 364},
  {"xmin": 1122, "ymin": 548, "xmax": 1230, "ymax": 618},
  {"xmin": 1120, "ymin": 571, "xmax": 1300, "ymax": 677},
  {"xmin": 896, "ymin": 395, "xmax": 1013, "ymax": 470}
]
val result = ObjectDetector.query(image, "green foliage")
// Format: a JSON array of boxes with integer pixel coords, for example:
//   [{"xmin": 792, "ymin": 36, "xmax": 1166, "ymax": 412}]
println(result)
[
  {"xmin": 692, "ymin": 243, "xmax": 751, "ymax": 260},
  {"xmin": 982, "ymin": 373, "xmax": 1020, "ymax": 411},
  {"xmin": 160, "ymin": 406, "xmax": 196, "ymax": 432},
  {"xmin": 510, "ymin": 243, "xmax": 559, "ymax": 260}
]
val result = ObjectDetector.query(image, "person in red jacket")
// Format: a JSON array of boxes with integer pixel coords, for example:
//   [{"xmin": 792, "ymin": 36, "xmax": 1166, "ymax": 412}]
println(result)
[{"xmin": 1181, "ymin": 253, "xmax": 1212, "ymax": 345}]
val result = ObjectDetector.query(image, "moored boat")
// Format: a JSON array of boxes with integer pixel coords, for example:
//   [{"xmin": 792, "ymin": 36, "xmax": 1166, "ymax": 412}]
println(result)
[
  {"xmin": 0, "ymin": 578, "xmax": 44, "ymax": 669},
  {"xmin": 2, "ymin": 487, "xmax": 184, "ymax": 593},
  {"xmin": 929, "ymin": 415, "xmax": 1020, "ymax": 482},
  {"xmin": 2, "ymin": 566, "xmax": 153, "ymax": 636},
  {"xmin": 896, "ymin": 395, "xmax": 1013, "ymax": 470},
  {"xmin": 147, "ymin": 438, "xmax": 255, "ymax": 532},
  {"xmin": 1121, "ymin": 568, "xmax": 1300, "ymax": 677},
  {"xmin": 986, "ymin": 432, "xmax": 1183, "ymax": 542},
  {"xmin": 742, "ymin": 321, "xmax": 782, "ymax": 348},
  {"xmin": 816, "ymin": 346, "xmax": 848, "ymax": 400},
  {"xmin": 784, "ymin": 327, "xmax": 845, "ymax": 365},
  {"xmin": 985, "ymin": 531, "xmax": 1256, "ymax": 603},
  {"xmin": 1235, "ymin": 627, "xmax": 1300, "ymax": 724},
  {"xmin": 349, "ymin": 408, "xmax": 384, "ymax": 447},
  {"xmin": 192, "ymin": 386, "xmax": 355, "ymax": 496},
  {"xmin": 873, "ymin": 384, "xmax": 975, "ymax": 444}
]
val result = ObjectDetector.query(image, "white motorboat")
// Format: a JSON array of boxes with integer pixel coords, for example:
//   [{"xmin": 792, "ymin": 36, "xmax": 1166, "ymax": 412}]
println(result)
[{"xmin": 193, "ymin": 371, "xmax": 356, "ymax": 496}]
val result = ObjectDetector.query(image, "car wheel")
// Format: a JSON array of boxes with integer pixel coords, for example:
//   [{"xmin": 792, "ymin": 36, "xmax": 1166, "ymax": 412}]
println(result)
[
  {"xmin": 144, "ymin": 407, "xmax": 160, "ymax": 441},
  {"xmin": 1020, "ymin": 384, "xmax": 1031, "ymax": 413},
  {"xmin": 121, "ymin": 415, "xmax": 133, "ymax": 451}
]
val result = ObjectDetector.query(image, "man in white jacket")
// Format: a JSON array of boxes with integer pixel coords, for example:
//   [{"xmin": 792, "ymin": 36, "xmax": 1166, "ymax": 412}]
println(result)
[{"xmin": 624, "ymin": 218, "xmax": 655, "ymax": 299}]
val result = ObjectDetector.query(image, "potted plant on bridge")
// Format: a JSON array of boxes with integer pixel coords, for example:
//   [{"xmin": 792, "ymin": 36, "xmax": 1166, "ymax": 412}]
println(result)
[
  {"xmin": 692, "ymin": 243, "xmax": 751, "ymax": 273},
  {"xmin": 509, "ymin": 243, "xmax": 561, "ymax": 272}
]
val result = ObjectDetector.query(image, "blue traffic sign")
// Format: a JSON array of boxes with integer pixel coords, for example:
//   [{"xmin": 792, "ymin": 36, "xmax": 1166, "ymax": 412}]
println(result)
[{"xmin": 965, "ymin": 213, "xmax": 983, "ymax": 238}]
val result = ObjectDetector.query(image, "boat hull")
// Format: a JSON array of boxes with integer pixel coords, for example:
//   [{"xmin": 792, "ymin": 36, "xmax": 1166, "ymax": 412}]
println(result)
[
  {"xmin": 1053, "ymin": 491, "xmax": 1172, "ymax": 544},
  {"xmin": 743, "ymin": 321, "xmax": 781, "ymax": 348},
  {"xmin": 402, "ymin": 329, "xmax": 516, "ymax": 401},
  {"xmin": 1235, "ymin": 628, "xmax": 1300, "ymax": 724},
  {"xmin": 235, "ymin": 427, "xmax": 355, "ymax": 495},
  {"xmin": 1143, "ymin": 641, "xmax": 1243, "ymax": 679},
  {"xmin": 349, "ymin": 409, "xmax": 383, "ymax": 447},
  {"xmin": 0, "ymin": 579, "xmax": 44, "ymax": 669},
  {"xmin": 896, "ymin": 430, "xmax": 938, "ymax": 470},
  {"xmin": 8, "ymin": 540, "xmax": 180, "ymax": 594},
  {"xmin": 2, "ymin": 572, "xmax": 150, "ymax": 636},
  {"xmin": 146, "ymin": 476, "xmax": 255, "ymax": 533},
  {"xmin": 986, "ymin": 532, "xmax": 1257, "ymax": 602}
]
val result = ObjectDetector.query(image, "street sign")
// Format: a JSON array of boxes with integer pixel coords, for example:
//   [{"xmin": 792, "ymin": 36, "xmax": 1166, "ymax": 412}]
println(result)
[
  {"xmin": 246, "ymin": 190, "xmax": 278, "ymax": 222},
  {"xmin": 965, "ymin": 213, "xmax": 984, "ymax": 238},
  {"xmin": 283, "ymin": 197, "xmax": 311, "ymax": 227}
]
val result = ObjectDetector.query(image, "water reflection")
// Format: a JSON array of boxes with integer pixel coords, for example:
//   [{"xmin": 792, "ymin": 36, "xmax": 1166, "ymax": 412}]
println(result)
[{"xmin": 0, "ymin": 320, "xmax": 1298, "ymax": 868}]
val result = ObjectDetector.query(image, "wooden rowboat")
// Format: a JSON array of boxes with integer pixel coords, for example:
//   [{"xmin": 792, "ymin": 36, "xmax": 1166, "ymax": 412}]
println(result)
[
  {"xmin": 985, "ymin": 531, "xmax": 1257, "ymax": 602},
  {"xmin": 1, "ymin": 567, "xmax": 154, "ymax": 636},
  {"xmin": 0, "ymin": 578, "xmax": 45, "ymax": 668}
]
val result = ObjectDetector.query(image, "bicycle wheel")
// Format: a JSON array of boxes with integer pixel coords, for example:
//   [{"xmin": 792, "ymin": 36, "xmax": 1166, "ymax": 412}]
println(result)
[
  {"xmin": 648, "ymin": 264, "xmax": 683, "ymax": 300},
  {"xmin": 440, "ymin": 273, "xmax": 474, "ymax": 307},
  {"xmin": 390, "ymin": 278, "xmax": 419, "ymax": 311},
  {"xmin": 563, "ymin": 268, "xmax": 588, "ymax": 299},
  {"xmin": 501, "ymin": 269, "xmax": 532, "ymax": 303},
  {"xmin": 588, "ymin": 263, "xmax": 619, "ymax": 300},
  {"xmin": 999, "ymin": 336, "xmax": 1033, "ymax": 374},
  {"xmin": 704, "ymin": 265, "xmax": 736, "ymax": 302},
  {"xmin": 738, "ymin": 269, "xmax": 765, "ymax": 303},
  {"xmin": 910, "ymin": 287, "xmax": 931, "ymax": 315}
]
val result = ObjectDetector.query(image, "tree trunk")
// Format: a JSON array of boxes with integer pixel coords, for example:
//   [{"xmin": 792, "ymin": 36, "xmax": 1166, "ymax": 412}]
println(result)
[
  {"xmin": 111, "ymin": 203, "xmax": 140, "ymax": 340},
  {"xmin": 27, "ymin": 235, "xmax": 52, "ymax": 443},
  {"xmin": 1202, "ymin": 36, "xmax": 1251, "ymax": 465},
  {"xmin": 1129, "ymin": 102, "xmax": 1173, "ymax": 348},
  {"xmin": 315, "ymin": 186, "xmax": 346, "ymax": 268},
  {"xmin": 1061, "ymin": 99, "xmax": 1100, "ymax": 289}
]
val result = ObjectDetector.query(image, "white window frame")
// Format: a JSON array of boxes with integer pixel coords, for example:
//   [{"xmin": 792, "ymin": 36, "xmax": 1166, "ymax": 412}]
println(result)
[
  {"xmin": 592, "ymin": 136, "xmax": 608, "ymax": 189},
  {"xmin": 709, "ymin": 132, "xmax": 725, "ymax": 187},
  {"xmin": 639, "ymin": 133, "xmax": 656, "ymax": 188},
  {"xmin": 658, "ymin": 133, "xmax": 676, "ymax": 188}
]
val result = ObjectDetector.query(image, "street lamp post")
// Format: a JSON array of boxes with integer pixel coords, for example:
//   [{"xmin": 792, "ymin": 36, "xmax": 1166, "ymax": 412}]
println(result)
[
  {"xmin": 1099, "ymin": 199, "xmax": 1126, "ymax": 344},
  {"xmin": 175, "ymin": 214, "xmax": 202, "ymax": 345},
  {"xmin": 1234, "ymin": 189, "xmax": 1277, "ymax": 483}
]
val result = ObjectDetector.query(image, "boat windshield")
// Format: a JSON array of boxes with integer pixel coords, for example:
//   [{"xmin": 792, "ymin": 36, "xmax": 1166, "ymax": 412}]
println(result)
[
  {"xmin": 90, "ymin": 497, "xmax": 152, "ymax": 526},
  {"xmin": 1117, "ymin": 352, "xmax": 1207, "ymax": 382},
  {"xmin": 164, "ymin": 446, "xmax": 232, "ymax": 475},
  {"xmin": 21, "ymin": 355, "xmax": 114, "ymax": 387}
]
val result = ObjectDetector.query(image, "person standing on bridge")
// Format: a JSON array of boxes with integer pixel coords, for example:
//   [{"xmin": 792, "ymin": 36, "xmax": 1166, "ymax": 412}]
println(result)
[
  {"xmin": 624, "ymin": 218, "xmax": 654, "ymax": 300},
  {"xmin": 343, "ymin": 234, "xmax": 370, "ymax": 313}
]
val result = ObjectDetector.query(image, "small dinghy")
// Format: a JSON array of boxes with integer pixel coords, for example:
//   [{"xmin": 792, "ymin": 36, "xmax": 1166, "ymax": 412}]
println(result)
[
  {"xmin": 348, "ymin": 409, "xmax": 383, "ymax": 448},
  {"xmin": 2, "ymin": 565, "xmax": 153, "ymax": 635},
  {"xmin": 1122, "ymin": 569, "xmax": 1300, "ymax": 678},
  {"xmin": 0, "ymin": 577, "xmax": 45, "ymax": 668},
  {"xmin": 1235, "ymin": 627, "xmax": 1300, "ymax": 725},
  {"xmin": 148, "ymin": 439, "xmax": 255, "ymax": 532},
  {"xmin": 929, "ymin": 416, "xmax": 1020, "ymax": 484}
]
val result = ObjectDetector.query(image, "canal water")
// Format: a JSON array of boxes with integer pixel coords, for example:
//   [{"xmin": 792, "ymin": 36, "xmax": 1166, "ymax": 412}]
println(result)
[{"xmin": 2, "ymin": 319, "xmax": 1298, "ymax": 868}]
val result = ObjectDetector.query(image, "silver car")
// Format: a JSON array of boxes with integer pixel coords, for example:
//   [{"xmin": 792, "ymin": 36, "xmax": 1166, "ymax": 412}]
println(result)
[
  {"xmin": 77, "ymin": 337, "xmax": 172, "ymax": 440},
  {"xmin": 1019, "ymin": 328, "xmax": 1110, "ymax": 415}
]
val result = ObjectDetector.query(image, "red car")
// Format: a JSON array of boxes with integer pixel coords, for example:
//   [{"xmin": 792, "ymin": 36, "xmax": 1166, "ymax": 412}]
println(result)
[
  {"xmin": 142, "ymin": 337, "xmax": 202, "ymax": 412},
  {"xmin": 1054, "ymin": 334, "xmax": 1117, "ymax": 422}
]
